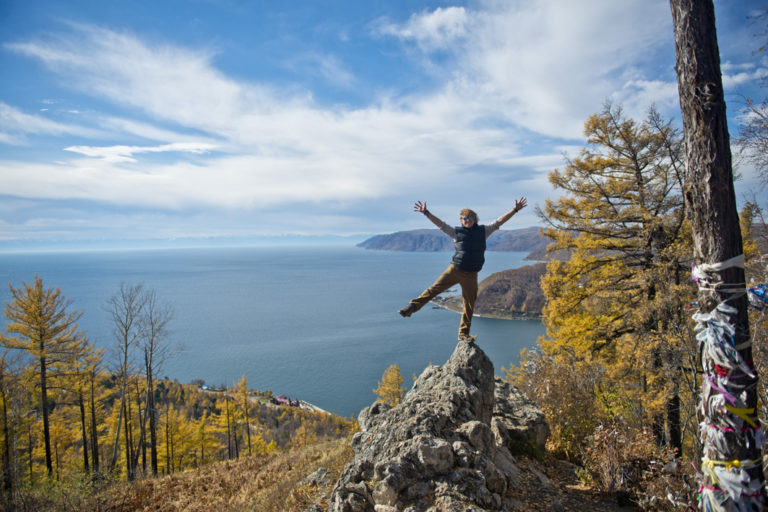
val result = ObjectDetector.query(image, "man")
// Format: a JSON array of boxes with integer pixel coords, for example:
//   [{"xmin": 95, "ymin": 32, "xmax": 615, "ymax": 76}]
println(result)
[{"xmin": 399, "ymin": 198, "xmax": 528, "ymax": 340}]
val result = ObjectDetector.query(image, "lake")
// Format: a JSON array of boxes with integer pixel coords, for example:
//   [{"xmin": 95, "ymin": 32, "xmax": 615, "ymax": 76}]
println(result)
[{"xmin": 0, "ymin": 245, "xmax": 545, "ymax": 417}]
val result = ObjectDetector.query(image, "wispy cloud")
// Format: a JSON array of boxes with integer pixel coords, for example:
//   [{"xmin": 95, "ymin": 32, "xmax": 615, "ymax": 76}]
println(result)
[
  {"xmin": 0, "ymin": 101, "xmax": 101, "ymax": 144},
  {"xmin": 63, "ymin": 142, "xmax": 218, "ymax": 163},
  {"xmin": 3, "ymin": 21, "xmax": 531, "ymax": 210},
  {"xmin": 285, "ymin": 53, "xmax": 358, "ymax": 89}
]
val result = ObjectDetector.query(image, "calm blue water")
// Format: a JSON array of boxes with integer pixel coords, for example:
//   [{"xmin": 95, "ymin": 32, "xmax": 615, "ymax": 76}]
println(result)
[{"xmin": 0, "ymin": 246, "xmax": 544, "ymax": 417}]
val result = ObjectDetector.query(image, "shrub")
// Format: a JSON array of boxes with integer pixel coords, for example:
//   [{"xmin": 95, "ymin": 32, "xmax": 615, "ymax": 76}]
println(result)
[{"xmin": 582, "ymin": 420, "xmax": 697, "ymax": 510}]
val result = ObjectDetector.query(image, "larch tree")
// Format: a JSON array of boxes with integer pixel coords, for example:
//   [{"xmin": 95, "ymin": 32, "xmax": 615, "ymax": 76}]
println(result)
[
  {"xmin": 373, "ymin": 364, "xmax": 406, "ymax": 407},
  {"xmin": 235, "ymin": 375, "xmax": 253, "ymax": 455},
  {"xmin": 538, "ymin": 104, "xmax": 693, "ymax": 452},
  {"xmin": 670, "ymin": 0, "xmax": 767, "ymax": 508},
  {"xmin": 0, "ymin": 351, "xmax": 21, "ymax": 503},
  {"xmin": 83, "ymin": 349, "xmax": 104, "ymax": 475},
  {"xmin": 59, "ymin": 340, "xmax": 102, "ymax": 476},
  {"xmin": 1, "ymin": 276, "xmax": 88, "ymax": 478}
]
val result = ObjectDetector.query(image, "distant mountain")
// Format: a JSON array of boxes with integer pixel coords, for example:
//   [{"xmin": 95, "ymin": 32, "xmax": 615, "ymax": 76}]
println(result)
[{"xmin": 357, "ymin": 226, "xmax": 549, "ymax": 258}]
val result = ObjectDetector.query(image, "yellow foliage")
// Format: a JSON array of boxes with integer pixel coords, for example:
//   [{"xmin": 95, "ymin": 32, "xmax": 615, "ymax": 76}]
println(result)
[
  {"xmin": 373, "ymin": 364, "xmax": 405, "ymax": 407},
  {"xmin": 515, "ymin": 104, "xmax": 698, "ymax": 458}
]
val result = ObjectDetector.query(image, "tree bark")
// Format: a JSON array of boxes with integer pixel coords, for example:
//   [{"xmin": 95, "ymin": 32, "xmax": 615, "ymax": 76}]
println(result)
[
  {"xmin": 0, "ymin": 370, "xmax": 12, "ymax": 496},
  {"xmin": 666, "ymin": 391, "xmax": 682, "ymax": 455},
  {"xmin": 78, "ymin": 392, "xmax": 90, "ymax": 473},
  {"xmin": 124, "ymin": 399, "xmax": 133, "ymax": 480},
  {"xmin": 225, "ymin": 391, "xmax": 232, "ymax": 460},
  {"xmin": 39, "ymin": 354, "xmax": 53, "ymax": 477},
  {"xmin": 90, "ymin": 373, "xmax": 99, "ymax": 474},
  {"xmin": 27, "ymin": 426, "xmax": 33, "ymax": 485},
  {"xmin": 146, "ymin": 349, "xmax": 158, "ymax": 475},
  {"xmin": 670, "ymin": 0, "xmax": 766, "ymax": 507}
]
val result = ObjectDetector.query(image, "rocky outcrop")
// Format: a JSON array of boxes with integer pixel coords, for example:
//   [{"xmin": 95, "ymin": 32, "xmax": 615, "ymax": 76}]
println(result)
[{"xmin": 327, "ymin": 338, "xmax": 549, "ymax": 511}]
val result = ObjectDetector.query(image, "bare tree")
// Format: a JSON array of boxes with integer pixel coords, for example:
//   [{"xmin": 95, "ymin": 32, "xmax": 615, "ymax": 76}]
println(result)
[
  {"xmin": 140, "ymin": 290, "xmax": 173, "ymax": 476},
  {"xmin": 734, "ymin": 9, "xmax": 768, "ymax": 183},
  {"xmin": 670, "ymin": 0, "xmax": 767, "ymax": 508},
  {"xmin": 106, "ymin": 283, "xmax": 175, "ymax": 479},
  {"xmin": 105, "ymin": 283, "xmax": 146, "ymax": 475}
]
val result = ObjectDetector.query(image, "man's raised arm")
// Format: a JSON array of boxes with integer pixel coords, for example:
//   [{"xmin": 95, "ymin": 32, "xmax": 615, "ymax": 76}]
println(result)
[
  {"xmin": 414, "ymin": 201, "xmax": 444, "ymax": 228},
  {"xmin": 414, "ymin": 201, "xmax": 454, "ymax": 237},
  {"xmin": 494, "ymin": 197, "xmax": 528, "ymax": 227}
]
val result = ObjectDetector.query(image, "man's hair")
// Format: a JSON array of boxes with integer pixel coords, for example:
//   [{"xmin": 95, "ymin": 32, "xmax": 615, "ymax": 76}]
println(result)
[{"xmin": 460, "ymin": 208, "xmax": 478, "ymax": 221}]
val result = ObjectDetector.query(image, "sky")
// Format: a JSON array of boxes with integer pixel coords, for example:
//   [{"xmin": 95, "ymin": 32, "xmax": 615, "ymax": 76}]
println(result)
[{"xmin": 0, "ymin": 0, "xmax": 766, "ymax": 250}]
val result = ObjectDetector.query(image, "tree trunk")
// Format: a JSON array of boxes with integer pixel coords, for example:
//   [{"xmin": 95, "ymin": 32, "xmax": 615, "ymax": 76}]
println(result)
[
  {"xmin": 0, "ymin": 374, "xmax": 12, "ymax": 496},
  {"xmin": 54, "ymin": 437, "xmax": 60, "ymax": 481},
  {"xmin": 148, "ymin": 395, "xmax": 157, "ymax": 475},
  {"xmin": 225, "ymin": 392, "xmax": 232, "ymax": 460},
  {"xmin": 670, "ymin": 0, "xmax": 767, "ymax": 507},
  {"xmin": 666, "ymin": 391, "xmax": 682, "ymax": 456},
  {"xmin": 165, "ymin": 406, "xmax": 171, "ymax": 474},
  {"xmin": 90, "ymin": 373, "xmax": 99, "ymax": 474},
  {"xmin": 39, "ymin": 355, "xmax": 53, "ymax": 477},
  {"xmin": 130, "ymin": 382, "xmax": 148, "ymax": 477},
  {"xmin": 78, "ymin": 391, "xmax": 90, "ymax": 473},
  {"xmin": 124, "ymin": 399, "xmax": 133, "ymax": 480},
  {"xmin": 27, "ymin": 426, "xmax": 33, "ymax": 485},
  {"xmin": 109, "ymin": 372, "xmax": 126, "ymax": 473},
  {"xmin": 244, "ymin": 395, "xmax": 252, "ymax": 455},
  {"xmin": 146, "ymin": 350, "xmax": 158, "ymax": 475}
]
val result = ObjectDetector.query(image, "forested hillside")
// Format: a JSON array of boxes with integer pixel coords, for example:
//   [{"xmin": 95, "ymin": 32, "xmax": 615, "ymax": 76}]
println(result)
[
  {"xmin": 475, "ymin": 263, "xmax": 547, "ymax": 317},
  {"xmin": 0, "ymin": 279, "xmax": 356, "ymax": 511}
]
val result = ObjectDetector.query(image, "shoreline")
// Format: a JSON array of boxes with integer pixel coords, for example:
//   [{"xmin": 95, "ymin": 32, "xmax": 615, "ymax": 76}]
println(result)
[{"xmin": 431, "ymin": 296, "xmax": 543, "ymax": 321}]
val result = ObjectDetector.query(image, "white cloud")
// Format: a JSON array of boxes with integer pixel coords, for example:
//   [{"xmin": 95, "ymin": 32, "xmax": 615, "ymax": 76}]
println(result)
[
  {"xmin": 0, "ymin": 101, "xmax": 101, "ymax": 143},
  {"xmin": 611, "ymin": 79, "xmax": 681, "ymax": 120},
  {"xmin": 721, "ymin": 62, "xmax": 767, "ymax": 90},
  {"xmin": 99, "ymin": 116, "xmax": 218, "ymax": 145},
  {"xmin": 6, "ymin": 25, "xmax": 262, "ymax": 135},
  {"xmin": 453, "ymin": 0, "xmax": 673, "ymax": 138},
  {"xmin": 63, "ymin": 142, "xmax": 218, "ymax": 163},
  {"xmin": 375, "ymin": 6, "xmax": 469, "ymax": 51}
]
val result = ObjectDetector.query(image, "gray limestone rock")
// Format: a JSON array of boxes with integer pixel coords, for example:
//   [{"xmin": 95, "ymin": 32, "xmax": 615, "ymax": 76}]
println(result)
[
  {"xmin": 492, "ymin": 377, "xmax": 550, "ymax": 454},
  {"xmin": 327, "ymin": 337, "xmax": 549, "ymax": 511}
]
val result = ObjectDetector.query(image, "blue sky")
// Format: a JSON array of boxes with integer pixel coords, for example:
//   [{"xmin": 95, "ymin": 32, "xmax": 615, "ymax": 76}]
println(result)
[{"xmin": 0, "ymin": 0, "xmax": 766, "ymax": 249}]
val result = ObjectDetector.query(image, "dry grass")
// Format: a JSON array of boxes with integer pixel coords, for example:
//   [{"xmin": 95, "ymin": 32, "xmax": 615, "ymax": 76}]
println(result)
[{"xmin": 103, "ymin": 437, "xmax": 353, "ymax": 512}]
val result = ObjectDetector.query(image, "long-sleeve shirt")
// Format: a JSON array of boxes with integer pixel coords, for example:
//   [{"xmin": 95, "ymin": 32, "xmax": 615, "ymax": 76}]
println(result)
[{"xmin": 430, "ymin": 216, "xmax": 501, "ymax": 241}]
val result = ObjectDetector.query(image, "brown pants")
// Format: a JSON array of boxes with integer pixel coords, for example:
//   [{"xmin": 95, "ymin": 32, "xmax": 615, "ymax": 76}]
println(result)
[{"xmin": 407, "ymin": 264, "xmax": 478, "ymax": 337}]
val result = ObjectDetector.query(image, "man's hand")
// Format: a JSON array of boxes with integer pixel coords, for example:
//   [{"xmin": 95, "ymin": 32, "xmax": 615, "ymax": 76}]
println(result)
[
  {"xmin": 514, "ymin": 197, "xmax": 528, "ymax": 213},
  {"xmin": 414, "ymin": 201, "xmax": 428, "ymax": 214}
]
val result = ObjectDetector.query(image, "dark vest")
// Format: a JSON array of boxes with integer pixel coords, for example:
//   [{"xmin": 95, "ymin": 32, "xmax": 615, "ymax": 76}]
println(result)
[{"xmin": 452, "ymin": 224, "xmax": 486, "ymax": 271}]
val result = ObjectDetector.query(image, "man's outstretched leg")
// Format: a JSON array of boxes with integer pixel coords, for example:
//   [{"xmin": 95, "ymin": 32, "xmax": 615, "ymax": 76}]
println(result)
[
  {"xmin": 457, "ymin": 268, "xmax": 478, "ymax": 340},
  {"xmin": 399, "ymin": 264, "xmax": 461, "ymax": 317}
]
